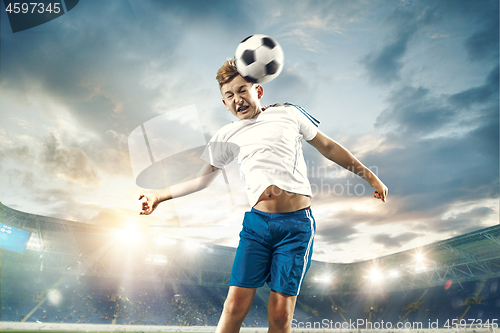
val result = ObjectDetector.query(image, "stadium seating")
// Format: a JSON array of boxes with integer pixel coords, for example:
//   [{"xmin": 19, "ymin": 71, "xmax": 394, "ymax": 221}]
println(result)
[{"xmin": 1, "ymin": 273, "xmax": 499, "ymax": 327}]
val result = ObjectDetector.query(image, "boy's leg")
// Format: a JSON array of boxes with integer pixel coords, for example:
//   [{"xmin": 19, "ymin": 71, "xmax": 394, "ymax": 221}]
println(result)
[
  {"xmin": 267, "ymin": 290, "xmax": 297, "ymax": 333},
  {"xmin": 215, "ymin": 286, "xmax": 256, "ymax": 333}
]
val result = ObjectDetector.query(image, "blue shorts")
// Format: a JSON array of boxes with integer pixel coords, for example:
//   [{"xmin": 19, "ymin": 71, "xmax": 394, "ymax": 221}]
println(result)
[{"xmin": 230, "ymin": 207, "xmax": 316, "ymax": 296}]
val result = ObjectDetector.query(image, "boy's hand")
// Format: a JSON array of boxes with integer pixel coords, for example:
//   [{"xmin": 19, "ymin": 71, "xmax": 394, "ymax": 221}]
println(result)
[
  {"xmin": 372, "ymin": 180, "xmax": 388, "ymax": 202},
  {"xmin": 139, "ymin": 192, "xmax": 160, "ymax": 215}
]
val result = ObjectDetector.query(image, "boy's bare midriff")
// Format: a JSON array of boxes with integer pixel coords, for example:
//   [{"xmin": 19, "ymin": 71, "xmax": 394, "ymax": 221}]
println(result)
[{"xmin": 253, "ymin": 185, "xmax": 311, "ymax": 213}]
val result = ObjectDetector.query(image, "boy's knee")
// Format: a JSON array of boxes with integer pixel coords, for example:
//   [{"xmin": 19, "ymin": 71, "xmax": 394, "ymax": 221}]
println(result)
[
  {"xmin": 268, "ymin": 309, "xmax": 292, "ymax": 328},
  {"xmin": 222, "ymin": 299, "xmax": 246, "ymax": 318}
]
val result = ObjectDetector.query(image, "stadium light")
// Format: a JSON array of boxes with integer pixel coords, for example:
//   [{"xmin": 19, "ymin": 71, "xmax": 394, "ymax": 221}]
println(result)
[
  {"xmin": 415, "ymin": 252, "xmax": 424, "ymax": 262},
  {"xmin": 145, "ymin": 253, "xmax": 168, "ymax": 266},
  {"xmin": 389, "ymin": 270, "xmax": 400, "ymax": 278},
  {"xmin": 47, "ymin": 289, "xmax": 62, "ymax": 306},
  {"xmin": 26, "ymin": 235, "xmax": 43, "ymax": 251},
  {"xmin": 415, "ymin": 264, "xmax": 428, "ymax": 273},
  {"xmin": 314, "ymin": 275, "xmax": 333, "ymax": 283},
  {"xmin": 367, "ymin": 269, "xmax": 383, "ymax": 282}
]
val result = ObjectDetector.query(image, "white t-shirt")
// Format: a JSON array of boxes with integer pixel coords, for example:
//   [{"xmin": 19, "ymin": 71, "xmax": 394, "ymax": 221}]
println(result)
[{"xmin": 200, "ymin": 103, "xmax": 320, "ymax": 207}]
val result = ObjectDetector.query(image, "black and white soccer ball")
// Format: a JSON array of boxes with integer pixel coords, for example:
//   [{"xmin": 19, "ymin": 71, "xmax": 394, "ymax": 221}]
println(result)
[{"xmin": 234, "ymin": 34, "xmax": 284, "ymax": 84}]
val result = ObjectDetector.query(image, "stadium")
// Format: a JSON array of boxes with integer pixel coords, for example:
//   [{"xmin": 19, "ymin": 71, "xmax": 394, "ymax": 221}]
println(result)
[{"xmin": 1, "ymin": 201, "xmax": 499, "ymax": 332}]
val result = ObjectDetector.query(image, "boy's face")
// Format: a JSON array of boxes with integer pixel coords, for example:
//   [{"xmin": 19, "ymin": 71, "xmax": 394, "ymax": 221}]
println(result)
[{"xmin": 221, "ymin": 75, "xmax": 263, "ymax": 121}]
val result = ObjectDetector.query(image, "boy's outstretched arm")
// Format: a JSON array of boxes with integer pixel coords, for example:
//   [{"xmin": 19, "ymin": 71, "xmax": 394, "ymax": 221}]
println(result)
[
  {"xmin": 139, "ymin": 162, "xmax": 221, "ymax": 215},
  {"xmin": 308, "ymin": 130, "xmax": 388, "ymax": 202}
]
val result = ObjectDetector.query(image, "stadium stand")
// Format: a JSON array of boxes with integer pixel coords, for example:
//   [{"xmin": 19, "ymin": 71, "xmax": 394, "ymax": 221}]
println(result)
[
  {"xmin": 1, "ymin": 202, "xmax": 499, "ymax": 328},
  {"xmin": 2, "ymin": 271, "xmax": 499, "ymax": 327}
]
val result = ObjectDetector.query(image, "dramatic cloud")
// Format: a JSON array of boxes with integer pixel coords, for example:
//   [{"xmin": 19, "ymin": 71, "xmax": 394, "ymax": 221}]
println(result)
[
  {"xmin": 430, "ymin": 206, "xmax": 496, "ymax": 234},
  {"xmin": 449, "ymin": 67, "xmax": 499, "ymax": 109},
  {"xmin": 316, "ymin": 220, "xmax": 358, "ymax": 245},
  {"xmin": 357, "ymin": 65, "xmax": 499, "ymax": 238},
  {"xmin": 372, "ymin": 232, "xmax": 422, "ymax": 248},
  {"xmin": 362, "ymin": 29, "xmax": 415, "ymax": 85},
  {"xmin": 41, "ymin": 134, "xmax": 100, "ymax": 186},
  {"xmin": 361, "ymin": 0, "xmax": 499, "ymax": 85},
  {"xmin": 463, "ymin": 2, "xmax": 499, "ymax": 62}
]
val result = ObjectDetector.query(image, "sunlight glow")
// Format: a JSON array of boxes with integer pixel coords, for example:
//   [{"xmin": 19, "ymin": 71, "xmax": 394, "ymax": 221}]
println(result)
[
  {"xmin": 153, "ymin": 236, "xmax": 177, "ymax": 246},
  {"xmin": 184, "ymin": 240, "xmax": 203, "ymax": 251},
  {"xmin": 115, "ymin": 229, "xmax": 143, "ymax": 243}
]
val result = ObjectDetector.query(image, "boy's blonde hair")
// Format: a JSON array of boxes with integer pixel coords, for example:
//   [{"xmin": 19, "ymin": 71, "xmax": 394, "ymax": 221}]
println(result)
[{"xmin": 216, "ymin": 59, "xmax": 240, "ymax": 88}]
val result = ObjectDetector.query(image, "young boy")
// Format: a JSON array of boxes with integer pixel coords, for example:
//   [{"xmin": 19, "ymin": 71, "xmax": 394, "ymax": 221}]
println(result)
[{"xmin": 139, "ymin": 59, "xmax": 388, "ymax": 333}]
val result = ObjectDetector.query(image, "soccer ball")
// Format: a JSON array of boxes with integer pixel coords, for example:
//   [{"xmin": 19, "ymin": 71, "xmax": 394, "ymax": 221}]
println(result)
[{"xmin": 234, "ymin": 34, "xmax": 284, "ymax": 84}]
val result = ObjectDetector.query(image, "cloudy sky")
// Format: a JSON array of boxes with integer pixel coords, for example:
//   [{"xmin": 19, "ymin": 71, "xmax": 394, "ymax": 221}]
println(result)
[{"xmin": 1, "ymin": 0, "xmax": 498, "ymax": 263}]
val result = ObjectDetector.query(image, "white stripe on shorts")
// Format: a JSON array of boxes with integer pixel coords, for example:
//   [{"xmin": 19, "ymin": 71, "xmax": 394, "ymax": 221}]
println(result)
[{"xmin": 297, "ymin": 209, "xmax": 315, "ymax": 294}]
